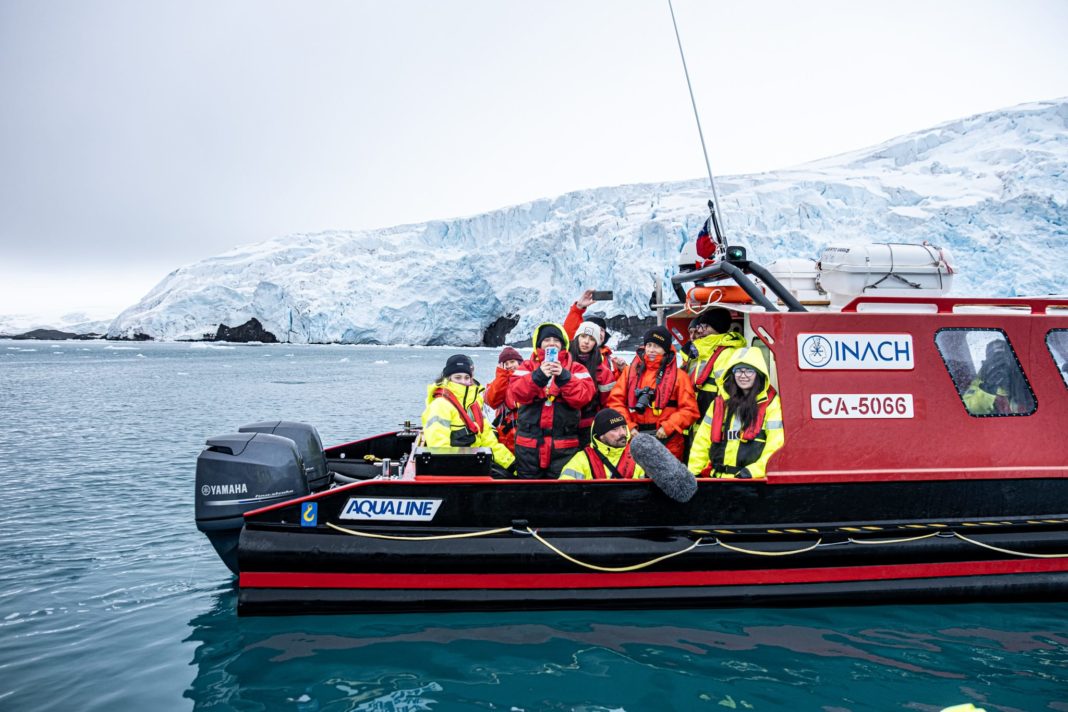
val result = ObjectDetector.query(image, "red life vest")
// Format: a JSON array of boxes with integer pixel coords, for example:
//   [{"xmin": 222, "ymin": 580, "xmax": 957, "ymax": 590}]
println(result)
[
  {"xmin": 625, "ymin": 353, "xmax": 678, "ymax": 412},
  {"xmin": 493, "ymin": 404, "xmax": 518, "ymax": 435},
  {"xmin": 584, "ymin": 445, "xmax": 638, "ymax": 479},
  {"xmin": 511, "ymin": 351, "xmax": 591, "ymax": 472},
  {"xmin": 432, "ymin": 388, "xmax": 485, "ymax": 434},
  {"xmin": 710, "ymin": 386, "xmax": 777, "ymax": 443},
  {"xmin": 693, "ymin": 345, "xmax": 730, "ymax": 388}
]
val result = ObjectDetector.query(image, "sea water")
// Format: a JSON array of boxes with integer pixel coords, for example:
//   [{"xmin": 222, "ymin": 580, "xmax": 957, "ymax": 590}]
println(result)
[{"xmin": 0, "ymin": 340, "xmax": 1065, "ymax": 711}]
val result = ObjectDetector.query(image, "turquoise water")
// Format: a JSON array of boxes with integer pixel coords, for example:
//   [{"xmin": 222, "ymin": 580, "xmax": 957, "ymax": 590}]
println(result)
[{"xmin": 1, "ymin": 340, "xmax": 1066, "ymax": 711}]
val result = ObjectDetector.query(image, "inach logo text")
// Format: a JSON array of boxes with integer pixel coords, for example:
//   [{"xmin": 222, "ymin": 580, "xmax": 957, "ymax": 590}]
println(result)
[{"xmin": 797, "ymin": 333, "xmax": 914, "ymax": 370}]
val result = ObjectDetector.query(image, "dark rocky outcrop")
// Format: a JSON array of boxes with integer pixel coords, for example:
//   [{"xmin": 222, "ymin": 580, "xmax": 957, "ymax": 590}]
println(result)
[
  {"xmin": 7, "ymin": 328, "xmax": 101, "ymax": 341},
  {"xmin": 482, "ymin": 314, "xmax": 520, "ymax": 347},
  {"xmin": 604, "ymin": 315, "xmax": 660, "ymax": 350},
  {"xmin": 214, "ymin": 318, "xmax": 278, "ymax": 343},
  {"xmin": 502, "ymin": 314, "xmax": 660, "ymax": 350},
  {"xmin": 107, "ymin": 331, "xmax": 153, "ymax": 341}
]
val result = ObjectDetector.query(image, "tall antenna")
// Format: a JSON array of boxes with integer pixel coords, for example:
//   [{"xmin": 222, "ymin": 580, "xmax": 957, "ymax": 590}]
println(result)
[{"xmin": 667, "ymin": 0, "xmax": 727, "ymax": 246}]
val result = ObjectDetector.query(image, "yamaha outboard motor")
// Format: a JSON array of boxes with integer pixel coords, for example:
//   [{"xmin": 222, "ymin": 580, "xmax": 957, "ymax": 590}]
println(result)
[
  {"xmin": 238, "ymin": 421, "xmax": 329, "ymax": 491},
  {"xmin": 195, "ymin": 432, "xmax": 309, "ymax": 575}
]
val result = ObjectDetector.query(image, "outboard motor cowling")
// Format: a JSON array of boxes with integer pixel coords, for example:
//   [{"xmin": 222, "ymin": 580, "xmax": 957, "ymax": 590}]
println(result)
[
  {"xmin": 195, "ymin": 432, "xmax": 309, "ymax": 574},
  {"xmin": 239, "ymin": 421, "xmax": 329, "ymax": 491}
]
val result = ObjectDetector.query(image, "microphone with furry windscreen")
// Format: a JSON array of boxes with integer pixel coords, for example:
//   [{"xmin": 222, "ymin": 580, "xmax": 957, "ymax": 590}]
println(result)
[{"xmin": 629, "ymin": 433, "xmax": 697, "ymax": 503}]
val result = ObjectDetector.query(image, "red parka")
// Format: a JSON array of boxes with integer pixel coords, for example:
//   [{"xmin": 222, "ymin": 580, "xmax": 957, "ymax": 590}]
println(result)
[{"xmin": 507, "ymin": 324, "xmax": 597, "ymax": 478}]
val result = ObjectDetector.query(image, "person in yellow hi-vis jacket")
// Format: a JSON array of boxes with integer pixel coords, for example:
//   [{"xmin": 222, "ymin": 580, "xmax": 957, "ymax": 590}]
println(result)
[
  {"xmin": 682, "ymin": 307, "xmax": 747, "ymax": 418},
  {"xmin": 687, "ymin": 347, "xmax": 783, "ymax": 479},
  {"xmin": 421, "ymin": 354, "xmax": 515, "ymax": 473},
  {"xmin": 558, "ymin": 408, "xmax": 646, "ymax": 480}
]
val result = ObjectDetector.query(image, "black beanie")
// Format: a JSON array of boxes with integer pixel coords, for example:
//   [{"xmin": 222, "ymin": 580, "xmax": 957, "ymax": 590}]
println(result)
[
  {"xmin": 691, "ymin": 307, "xmax": 732, "ymax": 334},
  {"xmin": 536, "ymin": 324, "xmax": 566, "ymax": 348},
  {"xmin": 592, "ymin": 408, "xmax": 628, "ymax": 439},
  {"xmin": 642, "ymin": 326, "xmax": 672, "ymax": 351},
  {"xmin": 442, "ymin": 354, "xmax": 475, "ymax": 378}
]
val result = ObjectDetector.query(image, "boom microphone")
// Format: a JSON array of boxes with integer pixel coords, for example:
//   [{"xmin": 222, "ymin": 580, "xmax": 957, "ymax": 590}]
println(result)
[{"xmin": 629, "ymin": 432, "xmax": 697, "ymax": 503}]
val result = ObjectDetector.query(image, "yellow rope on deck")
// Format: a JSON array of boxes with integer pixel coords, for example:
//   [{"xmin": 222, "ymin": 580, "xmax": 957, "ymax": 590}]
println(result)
[
  {"xmin": 848, "ymin": 532, "xmax": 941, "ymax": 545},
  {"xmin": 325, "ymin": 521, "xmax": 1068, "ymax": 564},
  {"xmin": 714, "ymin": 538, "xmax": 823, "ymax": 556},
  {"xmin": 952, "ymin": 531, "xmax": 1068, "ymax": 559},
  {"xmin": 326, "ymin": 522, "xmax": 512, "ymax": 541},
  {"xmin": 526, "ymin": 527, "xmax": 706, "ymax": 572}
]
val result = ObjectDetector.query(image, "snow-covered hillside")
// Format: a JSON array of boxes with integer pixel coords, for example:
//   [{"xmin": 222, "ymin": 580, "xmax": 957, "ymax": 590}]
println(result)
[
  {"xmin": 0, "ymin": 310, "xmax": 112, "ymax": 337},
  {"xmin": 108, "ymin": 98, "xmax": 1068, "ymax": 344}
]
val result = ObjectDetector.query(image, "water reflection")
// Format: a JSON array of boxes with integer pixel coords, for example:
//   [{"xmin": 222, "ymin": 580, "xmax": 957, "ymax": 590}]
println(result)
[{"xmin": 184, "ymin": 594, "xmax": 1068, "ymax": 711}]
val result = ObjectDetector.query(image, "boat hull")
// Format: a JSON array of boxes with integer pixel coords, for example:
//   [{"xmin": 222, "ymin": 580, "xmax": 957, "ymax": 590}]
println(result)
[
  {"xmin": 239, "ymin": 568, "xmax": 1068, "ymax": 615},
  {"xmin": 236, "ymin": 477, "xmax": 1068, "ymax": 614}
]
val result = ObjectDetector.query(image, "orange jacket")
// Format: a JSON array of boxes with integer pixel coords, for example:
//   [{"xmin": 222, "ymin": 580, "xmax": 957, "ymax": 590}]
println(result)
[{"xmin": 605, "ymin": 351, "xmax": 700, "ymax": 460}]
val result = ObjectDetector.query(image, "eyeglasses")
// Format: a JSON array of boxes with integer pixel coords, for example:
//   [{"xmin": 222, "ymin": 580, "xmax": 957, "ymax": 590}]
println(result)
[{"xmin": 733, "ymin": 367, "xmax": 757, "ymax": 376}]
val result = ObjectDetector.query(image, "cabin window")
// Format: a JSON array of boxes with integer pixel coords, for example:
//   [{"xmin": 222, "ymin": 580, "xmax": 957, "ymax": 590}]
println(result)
[
  {"xmin": 1047, "ymin": 330, "xmax": 1068, "ymax": 388},
  {"xmin": 934, "ymin": 328, "xmax": 1036, "ymax": 417}
]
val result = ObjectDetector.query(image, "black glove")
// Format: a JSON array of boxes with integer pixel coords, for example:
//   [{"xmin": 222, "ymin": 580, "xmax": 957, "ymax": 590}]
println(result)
[
  {"xmin": 491, "ymin": 462, "xmax": 519, "ymax": 479},
  {"xmin": 735, "ymin": 468, "xmax": 753, "ymax": 479},
  {"xmin": 684, "ymin": 342, "xmax": 699, "ymax": 360}
]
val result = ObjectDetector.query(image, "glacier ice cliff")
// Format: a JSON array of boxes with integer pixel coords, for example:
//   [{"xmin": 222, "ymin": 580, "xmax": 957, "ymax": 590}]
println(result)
[{"xmin": 107, "ymin": 98, "xmax": 1068, "ymax": 344}]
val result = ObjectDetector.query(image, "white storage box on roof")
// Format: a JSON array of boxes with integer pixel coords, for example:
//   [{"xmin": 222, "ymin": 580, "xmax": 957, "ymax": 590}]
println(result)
[
  {"xmin": 817, "ymin": 243, "xmax": 954, "ymax": 308},
  {"xmin": 765, "ymin": 258, "xmax": 826, "ymax": 305}
]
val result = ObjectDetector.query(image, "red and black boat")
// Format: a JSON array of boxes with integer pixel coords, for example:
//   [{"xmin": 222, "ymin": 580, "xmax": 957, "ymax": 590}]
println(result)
[{"xmin": 195, "ymin": 243, "xmax": 1068, "ymax": 615}]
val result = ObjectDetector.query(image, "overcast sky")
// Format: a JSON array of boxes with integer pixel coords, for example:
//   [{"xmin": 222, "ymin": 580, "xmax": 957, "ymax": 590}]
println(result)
[{"xmin": 2, "ymin": 0, "xmax": 1067, "ymax": 318}]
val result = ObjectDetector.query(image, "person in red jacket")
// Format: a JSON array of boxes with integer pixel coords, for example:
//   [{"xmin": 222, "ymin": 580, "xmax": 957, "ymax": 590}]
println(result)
[
  {"xmin": 568, "ymin": 321, "xmax": 618, "ymax": 447},
  {"xmin": 562, "ymin": 289, "xmax": 626, "ymax": 374},
  {"xmin": 507, "ymin": 323, "xmax": 597, "ymax": 478},
  {"xmin": 606, "ymin": 326, "xmax": 700, "ymax": 461},
  {"xmin": 484, "ymin": 346, "xmax": 523, "ymax": 453}
]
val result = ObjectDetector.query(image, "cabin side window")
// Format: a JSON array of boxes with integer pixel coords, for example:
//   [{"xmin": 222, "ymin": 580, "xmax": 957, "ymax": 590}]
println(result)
[
  {"xmin": 934, "ymin": 328, "xmax": 1037, "ymax": 417},
  {"xmin": 1047, "ymin": 330, "xmax": 1068, "ymax": 388}
]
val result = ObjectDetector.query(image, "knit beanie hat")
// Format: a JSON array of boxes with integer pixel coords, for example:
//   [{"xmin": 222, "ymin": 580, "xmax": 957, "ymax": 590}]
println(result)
[
  {"xmin": 585, "ymin": 315, "xmax": 609, "ymax": 340},
  {"xmin": 592, "ymin": 408, "xmax": 628, "ymax": 439},
  {"xmin": 574, "ymin": 321, "xmax": 603, "ymax": 347},
  {"xmin": 690, "ymin": 307, "xmax": 732, "ymax": 334},
  {"xmin": 497, "ymin": 346, "xmax": 522, "ymax": 364},
  {"xmin": 642, "ymin": 326, "xmax": 672, "ymax": 351},
  {"xmin": 442, "ymin": 354, "xmax": 475, "ymax": 378},
  {"xmin": 536, "ymin": 324, "xmax": 566, "ymax": 348}
]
